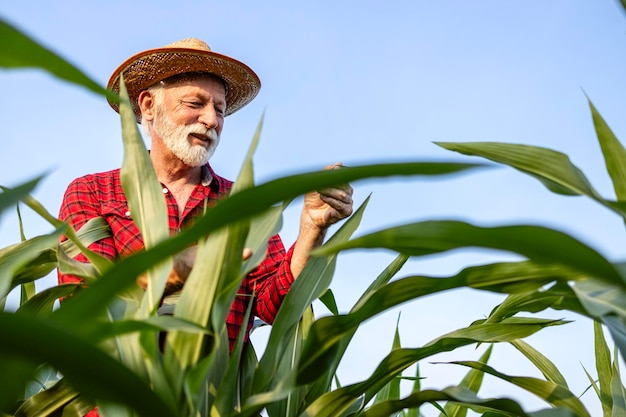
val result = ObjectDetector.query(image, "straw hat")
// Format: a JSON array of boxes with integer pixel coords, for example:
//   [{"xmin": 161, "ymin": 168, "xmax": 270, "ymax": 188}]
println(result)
[{"xmin": 106, "ymin": 38, "xmax": 261, "ymax": 121}]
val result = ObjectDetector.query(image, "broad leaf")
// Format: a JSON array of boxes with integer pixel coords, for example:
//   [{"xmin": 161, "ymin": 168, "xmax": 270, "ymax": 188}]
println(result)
[
  {"xmin": 441, "ymin": 361, "xmax": 589, "ymax": 416},
  {"xmin": 316, "ymin": 220, "xmax": 622, "ymax": 285},
  {"xmin": 0, "ymin": 18, "xmax": 108, "ymax": 98},
  {"xmin": 0, "ymin": 312, "xmax": 177, "ymax": 417}
]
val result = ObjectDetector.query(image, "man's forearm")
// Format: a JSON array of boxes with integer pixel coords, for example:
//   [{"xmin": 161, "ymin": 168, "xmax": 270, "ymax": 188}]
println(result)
[{"xmin": 289, "ymin": 216, "xmax": 327, "ymax": 279}]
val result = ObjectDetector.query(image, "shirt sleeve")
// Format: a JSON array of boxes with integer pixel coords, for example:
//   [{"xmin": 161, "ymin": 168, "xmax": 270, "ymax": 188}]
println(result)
[
  {"xmin": 57, "ymin": 176, "xmax": 117, "ymax": 285},
  {"xmin": 247, "ymin": 234, "xmax": 296, "ymax": 324}
]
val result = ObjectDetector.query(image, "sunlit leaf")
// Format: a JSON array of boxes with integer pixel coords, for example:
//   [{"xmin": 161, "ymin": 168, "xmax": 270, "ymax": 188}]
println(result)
[
  {"xmin": 439, "ymin": 360, "xmax": 589, "ymax": 416},
  {"xmin": 589, "ymin": 99, "xmax": 626, "ymax": 204},
  {"xmin": 316, "ymin": 220, "xmax": 622, "ymax": 285},
  {"xmin": 436, "ymin": 141, "xmax": 599, "ymax": 196},
  {"xmin": 0, "ymin": 18, "xmax": 108, "ymax": 98},
  {"xmin": 299, "ymin": 317, "xmax": 566, "ymax": 415},
  {"xmin": 118, "ymin": 75, "xmax": 171, "ymax": 314},
  {"xmin": 439, "ymin": 345, "xmax": 493, "ymax": 417},
  {"xmin": 17, "ymin": 284, "xmax": 78, "ymax": 315},
  {"xmin": 0, "ymin": 228, "xmax": 65, "ymax": 301},
  {"xmin": 0, "ymin": 178, "xmax": 41, "ymax": 218},
  {"xmin": 510, "ymin": 339, "xmax": 568, "ymax": 388},
  {"xmin": 15, "ymin": 378, "xmax": 79, "ymax": 417},
  {"xmin": 0, "ymin": 312, "xmax": 177, "ymax": 417},
  {"xmin": 610, "ymin": 356, "xmax": 626, "ymax": 415},
  {"xmin": 49, "ymin": 160, "xmax": 484, "ymax": 326}
]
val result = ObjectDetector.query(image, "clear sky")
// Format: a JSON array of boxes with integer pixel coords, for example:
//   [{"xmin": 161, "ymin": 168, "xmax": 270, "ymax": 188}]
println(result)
[{"xmin": 2, "ymin": 1, "xmax": 626, "ymax": 415}]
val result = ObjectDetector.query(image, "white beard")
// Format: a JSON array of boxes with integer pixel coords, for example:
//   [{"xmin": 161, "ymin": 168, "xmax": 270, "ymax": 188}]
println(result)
[{"xmin": 148, "ymin": 103, "xmax": 220, "ymax": 167}]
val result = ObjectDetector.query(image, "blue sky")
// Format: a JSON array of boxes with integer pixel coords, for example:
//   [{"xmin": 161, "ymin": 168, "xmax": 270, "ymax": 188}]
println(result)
[{"xmin": 2, "ymin": 1, "xmax": 626, "ymax": 414}]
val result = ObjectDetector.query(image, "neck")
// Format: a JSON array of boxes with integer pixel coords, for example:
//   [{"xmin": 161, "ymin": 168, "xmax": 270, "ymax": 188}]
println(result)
[{"xmin": 150, "ymin": 144, "xmax": 202, "ymax": 186}]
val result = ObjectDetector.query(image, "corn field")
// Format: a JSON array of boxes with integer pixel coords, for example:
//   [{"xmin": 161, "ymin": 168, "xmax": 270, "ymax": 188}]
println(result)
[{"xmin": 2, "ymin": 5, "xmax": 626, "ymax": 417}]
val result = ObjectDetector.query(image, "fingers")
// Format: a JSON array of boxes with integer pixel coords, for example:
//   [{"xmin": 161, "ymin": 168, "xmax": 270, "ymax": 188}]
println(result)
[
  {"xmin": 305, "ymin": 162, "xmax": 353, "ymax": 224},
  {"xmin": 324, "ymin": 162, "xmax": 344, "ymax": 171},
  {"xmin": 321, "ymin": 162, "xmax": 353, "ymax": 214},
  {"xmin": 242, "ymin": 247, "xmax": 253, "ymax": 261},
  {"xmin": 318, "ymin": 185, "xmax": 353, "ymax": 203}
]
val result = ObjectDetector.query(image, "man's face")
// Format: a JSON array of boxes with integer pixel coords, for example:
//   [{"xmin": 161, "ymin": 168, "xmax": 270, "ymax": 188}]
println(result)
[{"xmin": 148, "ymin": 76, "xmax": 226, "ymax": 167}]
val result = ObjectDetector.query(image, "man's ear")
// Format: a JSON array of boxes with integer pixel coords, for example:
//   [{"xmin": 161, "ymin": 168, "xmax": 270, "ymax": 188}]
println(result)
[{"xmin": 137, "ymin": 90, "xmax": 156, "ymax": 122}]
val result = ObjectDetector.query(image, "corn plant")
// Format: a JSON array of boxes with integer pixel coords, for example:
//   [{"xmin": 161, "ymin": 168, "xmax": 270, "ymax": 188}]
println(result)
[{"xmin": 2, "ymin": 6, "xmax": 626, "ymax": 417}]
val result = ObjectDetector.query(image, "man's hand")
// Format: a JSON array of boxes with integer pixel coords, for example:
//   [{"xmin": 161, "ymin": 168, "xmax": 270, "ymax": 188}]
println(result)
[
  {"xmin": 289, "ymin": 163, "xmax": 354, "ymax": 279},
  {"xmin": 302, "ymin": 162, "xmax": 354, "ymax": 230},
  {"xmin": 137, "ymin": 246, "xmax": 253, "ymax": 296}
]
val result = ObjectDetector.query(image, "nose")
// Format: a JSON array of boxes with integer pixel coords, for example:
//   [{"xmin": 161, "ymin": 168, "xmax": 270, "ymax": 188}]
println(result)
[{"xmin": 198, "ymin": 106, "xmax": 218, "ymax": 130}]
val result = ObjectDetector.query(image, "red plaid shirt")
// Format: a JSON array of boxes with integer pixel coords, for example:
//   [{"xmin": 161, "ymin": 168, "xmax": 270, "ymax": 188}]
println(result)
[{"xmin": 58, "ymin": 164, "xmax": 295, "ymax": 351}]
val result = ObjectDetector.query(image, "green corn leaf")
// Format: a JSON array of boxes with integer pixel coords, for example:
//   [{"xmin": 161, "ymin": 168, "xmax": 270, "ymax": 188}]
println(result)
[
  {"xmin": 16, "ymin": 193, "xmax": 112, "ymax": 275},
  {"xmin": 589, "ymin": 99, "xmax": 626, "ymax": 203},
  {"xmin": 372, "ymin": 314, "xmax": 403, "ymax": 408},
  {"xmin": 14, "ymin": 378, "xmax": 79, "ymax": 417},
  {"xmin": 318, "ymin": 289, "xmax": 339, "ymax": 316},
  {"xmin": 582, "ymin": 363, "xmax": 603, "ymax": 410},
  {"xmin": 0, "ymin": 18, "xmax": 108, "ymax": 98},
  {"xmin": 238, "ymin": 343, "xmax": 260, "ymax": 409},
  {"xmin": 436, "ymin": 141, "xmax": 626, "ymax": 222},
  {"xmin": 71, "ymin": 315, "xmax": 211, "ymax": 344},
  {"xmin": 264, "ymin": 306, "xmax": 316, "ymax": 417},
  {"xmin": 299, "ymin": 317, "xmax": 566, "ymax": 416},
  {"xmin": 0, "ymin": 228, "xmax": 66, "ymax": 301},
  {"xmin": 450, "ymin": 261, "xmax": 582, "ymax": 297},
  {"xmin": 211, "ymin": 294, "xmax": 256, "ymax": 416},
  {"xmin": 237, "ymin": 200, "xmax": 373, "ymax": 417},
  {"xmin": 401, "ymin": 364, "xmax": 424, "ymax": 417},
  {"xmin": 58, "ymin": 396, "xmax": 95, "ymax": 417},
  {"xmin": 7, "ymin": 217, "xmax": 111, "ymax": 296},
  {"xmin": 118, "ymin": 75, "xmax": 171, "ymax": 314},
  {"xmin": 331, "ymin": 386, "xmax": 534, "ymax": 417},
  {"xmin": 50, "ymin": 160, "xmax": 484, "ymax": 326},
  {"xmin": 165, "ymin": 116, "xmax": 264, "ymax": 411},
  {"xmin": 510, "ymin": 339, "xmax": 569, "ymax": 388},
  {"xmin": 24, "ymin": 364, "xmax": 59, "ymax": 399},
  {"xmin": 485, "ymin": 281, "xmax": 584, "ymax": 324},
  {"xmin": 436, "ymin": 141, "xmax": 600, "ymax": 197},
  {"xmin": 360, "ymin": 387, "xmax": 579, "ymax": 417},
  {"xmin": 60, "ymin": 216, "xmax": 111, "ymax": 259},
  {"xmin": 56, "ymin": 245, "xmax": 100, "ymax": 284},
  {"xmin": 316, "ymin": 220, "xmax": 622, "ymax": 285},
  {"xmin": 6, "ymin": 246, "xmax": 57, "ymax": 290},
  {"xmin": 305, "ymin": 254, "xmax": 411, "ymax": 408},
  {"xmin": 14, "ymin": 204, "xmax": 37, "ymax": 307},
  {"xmin": 353, "ymin": 253, "xmax": 410, "ymax": 312},
  {"xmin": 0, "ymin": 178, "xmax": 41, "ymax": 218},
  {"xmin": 0, "ymin": 312, "xmax": 177, "ymax": 417},
  {"xmin": 439, "ymin": 345, "xmax": 493, "ymax": 417},
  {"xmin": 17, "ymin": 284, "xmax": 79, "ymax": 315},
  {"xmin": 593, "ymin": 320, "xmax": 613, "ymax": 417},
  {"xmin": 599, "ymin": 315, "xmax": 626, "ymax": 373},
  {"xmin": 0, "ymin": 356, "xmax": 36, "ymax": 412},
  {"xmin": 241, "ymin": 202, "xmax": 284, "ymax": 276},
  {"xmin": 436, "ymin": 360, "xmax": 590, "ymax": 417},
  {"xmin": 610, "ymin": 356, "xmax": 626, "ymax": 415},
  {"xmin": 573, "ymin": 277, "xmax": 626, "ymax": 318},
  {"xmin": 297, "ymin": 262, "xmax": 578, "ymax": 384},
  {"xmin": 253, "ymin": 197, "xmax": 369, "ymax": 394}
]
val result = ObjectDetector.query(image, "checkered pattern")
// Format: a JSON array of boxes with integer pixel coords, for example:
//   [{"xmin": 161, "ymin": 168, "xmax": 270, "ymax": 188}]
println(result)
[{"xmin": 58, "ymin": 164, "xmax": 295, "ymax": 351}]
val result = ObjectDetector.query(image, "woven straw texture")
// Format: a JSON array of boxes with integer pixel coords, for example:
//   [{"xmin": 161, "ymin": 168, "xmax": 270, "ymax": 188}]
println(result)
[{"xmin": 106, "ymin": 39, "xmax": 261, "ymax": 121}]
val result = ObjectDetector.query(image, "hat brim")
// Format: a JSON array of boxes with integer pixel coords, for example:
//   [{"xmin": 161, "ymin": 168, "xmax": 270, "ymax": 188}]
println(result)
[{"xmin": 106, "ymin": 47, "xmax": 261, "ymax": 121}]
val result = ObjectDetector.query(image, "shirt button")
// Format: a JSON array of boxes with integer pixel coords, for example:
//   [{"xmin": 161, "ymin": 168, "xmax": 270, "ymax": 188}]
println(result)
[
  {"xmin": 162, "ymin": 188, "xmax": 169, "ymax": 194},
  {"xmin": 125, "ymin": 210, "xmax": 131, "ymax": 217}
]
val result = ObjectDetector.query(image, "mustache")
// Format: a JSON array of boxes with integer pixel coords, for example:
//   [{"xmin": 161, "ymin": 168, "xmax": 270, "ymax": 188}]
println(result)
[{"xmin": 186, "ymin": 124, "xmax": 219, "ymax": 141}]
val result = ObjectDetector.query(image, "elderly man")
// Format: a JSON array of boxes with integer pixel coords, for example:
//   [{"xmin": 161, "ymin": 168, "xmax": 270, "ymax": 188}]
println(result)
[{"xmin": 57, "ymin": 38, "xmax": 353, "ymax": 351}]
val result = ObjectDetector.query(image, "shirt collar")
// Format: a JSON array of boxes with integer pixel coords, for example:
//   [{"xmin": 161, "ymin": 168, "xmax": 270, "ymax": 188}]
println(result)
[{"xmin": 200, "ymin": 164, "xmax": 213, "ymax": 187}]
